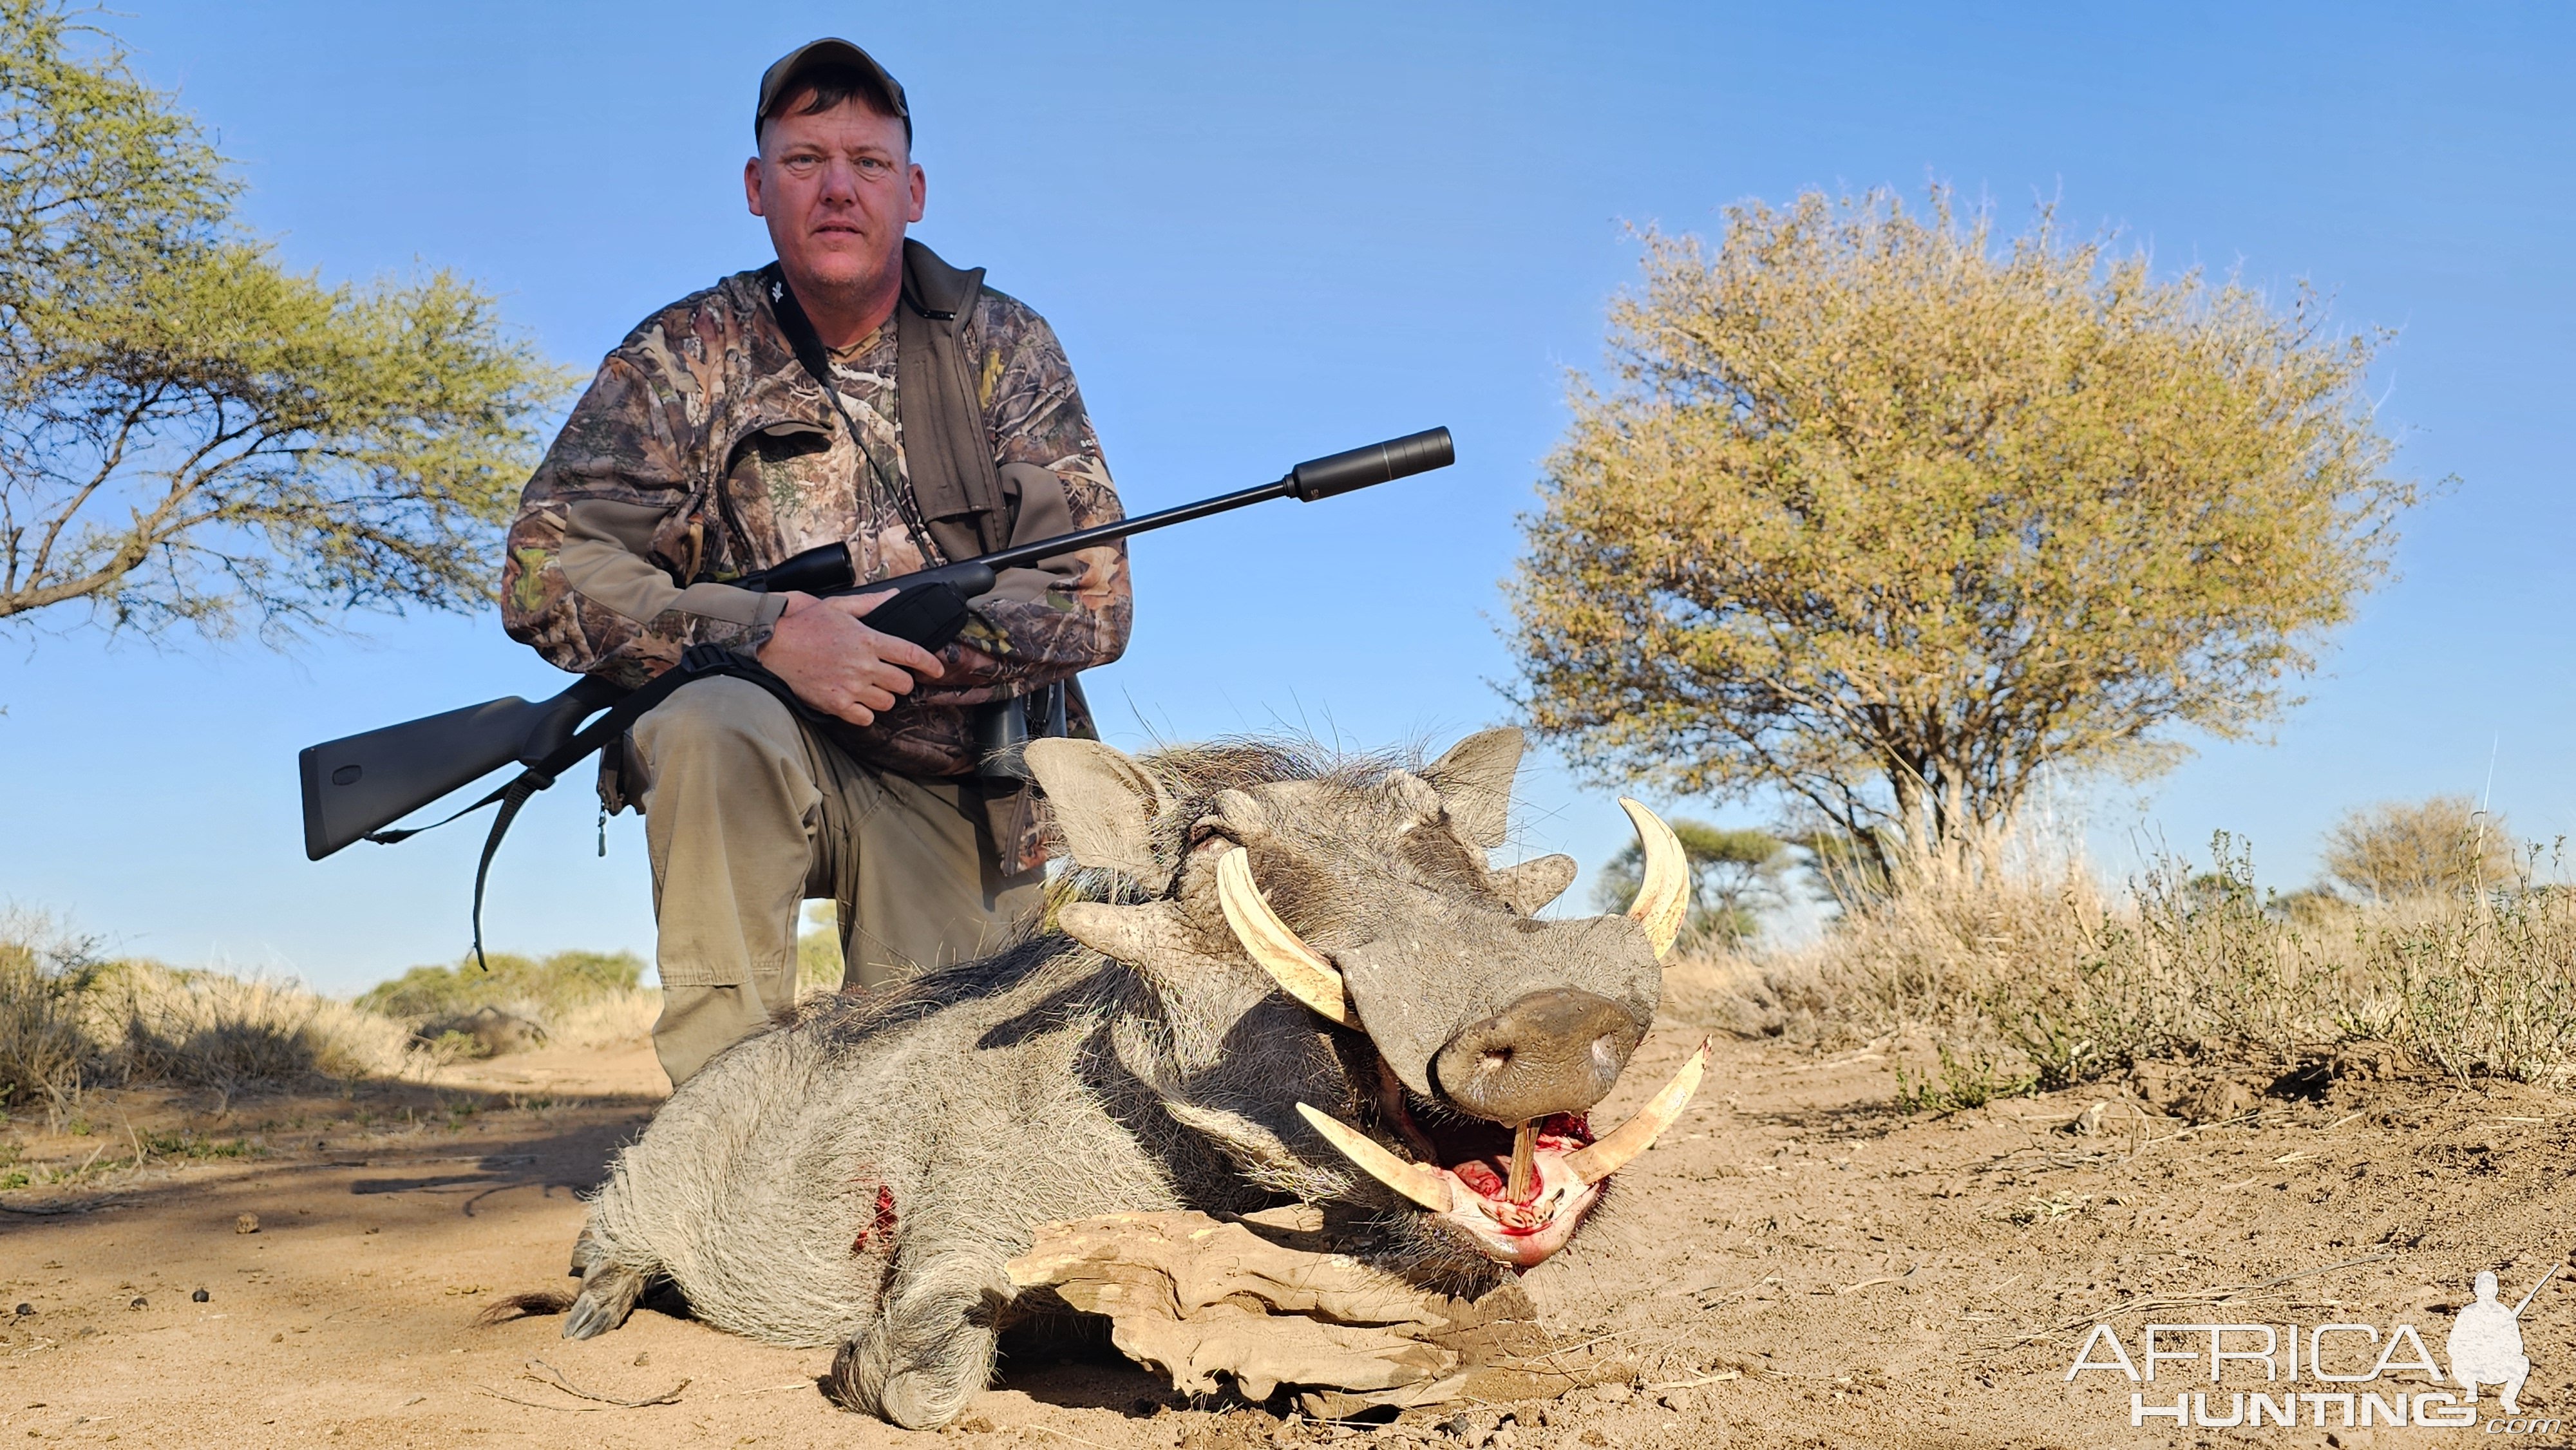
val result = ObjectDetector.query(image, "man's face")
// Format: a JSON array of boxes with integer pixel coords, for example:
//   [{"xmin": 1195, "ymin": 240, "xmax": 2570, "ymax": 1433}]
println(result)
[{"xmin": 744, "ymin": 95, "xmax": 924, "ymax": 301}]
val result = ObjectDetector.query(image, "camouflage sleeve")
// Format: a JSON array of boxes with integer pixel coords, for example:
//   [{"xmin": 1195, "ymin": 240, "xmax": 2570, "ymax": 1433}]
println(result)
[
  {"xmin": 908, "ymin": 296, "xmax": 1133, "ymax": 708},
  {"xmin": 500, "ymin": 327, "xmax": 777, "ymax": 687}
]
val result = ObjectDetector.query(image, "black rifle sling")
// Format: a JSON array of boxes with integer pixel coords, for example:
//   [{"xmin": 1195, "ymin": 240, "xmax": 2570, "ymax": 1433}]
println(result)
[
  {"xmin": 892, "ymin": 240, "xmax": 1010, "ymax": 558},
  {"xmin": 372, "ymin": 646, "xmax": 808, "ymax": 971}
]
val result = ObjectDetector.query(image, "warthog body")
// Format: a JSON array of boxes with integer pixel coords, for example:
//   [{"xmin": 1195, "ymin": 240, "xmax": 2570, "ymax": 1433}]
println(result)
[{"xmin": 564, "ymin": 730, "xmax": 1697, "ymax": 1427}]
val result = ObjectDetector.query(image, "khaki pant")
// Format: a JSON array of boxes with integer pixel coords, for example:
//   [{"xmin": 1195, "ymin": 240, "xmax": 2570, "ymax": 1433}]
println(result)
[{"xmin": 628, "ymin": 676, "xmax": 1043, "ymax": 1086}]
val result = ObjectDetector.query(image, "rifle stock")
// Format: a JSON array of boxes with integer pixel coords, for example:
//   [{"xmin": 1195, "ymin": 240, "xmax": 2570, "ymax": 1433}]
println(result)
[{"xmin": 299, "ymin": 675, "xmax": 623, "ymax": 860}]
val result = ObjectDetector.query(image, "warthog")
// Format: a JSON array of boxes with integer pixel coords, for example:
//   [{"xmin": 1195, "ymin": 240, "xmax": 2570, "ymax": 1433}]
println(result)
[{"xmin": 559, "ymin": 729, "xmax": 1701, "ymax": 1428}]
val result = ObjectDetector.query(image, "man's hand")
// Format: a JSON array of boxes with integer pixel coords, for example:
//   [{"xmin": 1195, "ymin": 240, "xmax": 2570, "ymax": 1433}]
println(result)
[{"xmin": 756, "ymin": 589, "xmax": 947, "ymax": 726}]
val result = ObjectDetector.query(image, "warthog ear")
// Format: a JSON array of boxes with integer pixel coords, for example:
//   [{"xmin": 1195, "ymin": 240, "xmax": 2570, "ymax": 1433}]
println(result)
[
  {"xmin": 1423, "ymin": 728, "xmax": 1525, "ymax": 849},
  {"xmin": 1490, "ymin": 853, "xmax": 1579, "ymax": 915},
  {"xmin": 1028, "ymin": 739, "xmax": 1173, "ymax": 890}
]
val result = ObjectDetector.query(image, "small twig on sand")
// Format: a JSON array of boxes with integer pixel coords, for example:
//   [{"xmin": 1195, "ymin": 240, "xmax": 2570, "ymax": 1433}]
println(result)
[
  {"xmin": 1781, "ymin": 1041, "xmax": 1889, "ymax": 1074},
  {"xmin": 2132, "ymin": 1107, "xmax": 2262, "ymax": 1153},
  {"xmin": 1648, "ymin": 1370, "xmax": 1741, "ymax": 1389},
  {"xmin": 1524, "ymin": 1325, "xmax": 1652, "ymax": 1360},
  {"xmin": 710, "ymin": 1381, "xmax": 817, "ymax": 1398},
  {"xmin": 1024, "ymin": 1426, "xmax": 1116, "ymax": 1450},
  {"xmin": 475, "ymin": 1386, "xmax": 613, "ymax": 1413},
  {"xmin": 519, "ymin": 1359, "xmax": 689, "ymax": 1408}
]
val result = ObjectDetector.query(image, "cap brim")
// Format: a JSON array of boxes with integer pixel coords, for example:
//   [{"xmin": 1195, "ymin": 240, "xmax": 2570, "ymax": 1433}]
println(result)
[{"xmin": 757, "ymin": 37, "xmax": 908, "ymax": 132}]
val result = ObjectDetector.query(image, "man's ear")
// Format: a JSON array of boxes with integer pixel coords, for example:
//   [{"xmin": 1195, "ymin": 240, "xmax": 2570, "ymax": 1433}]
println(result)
[
  {"xmin": 1423, "ymin": 728, "xmax": 1525, "ymax": 849},
  {"xmin": 1027, "ymin": 739, "xmax": 1171, "ymax": 890}
]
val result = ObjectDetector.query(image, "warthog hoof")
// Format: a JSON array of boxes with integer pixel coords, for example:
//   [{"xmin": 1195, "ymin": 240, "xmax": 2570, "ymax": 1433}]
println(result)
[{"xmin": 562, "ymin": 1264, "xmax": 645, "ymax": 1339}]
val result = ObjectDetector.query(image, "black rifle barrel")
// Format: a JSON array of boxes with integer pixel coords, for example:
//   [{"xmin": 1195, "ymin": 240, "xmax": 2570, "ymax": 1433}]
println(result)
[
  {"xmin": 990, "ymin": 424, "xmax": 1454, "ymax": 567},
  {"xmin": 955, "ymin": 476, "xmax": 1294, "ymax": 575},
  {"xmin": 298, "ymin": 426, "xmax": 1454, "ymax": 863},
  {"xmin": 739, "ymin": 426, "xmax": 1453, "ymax": 592}
]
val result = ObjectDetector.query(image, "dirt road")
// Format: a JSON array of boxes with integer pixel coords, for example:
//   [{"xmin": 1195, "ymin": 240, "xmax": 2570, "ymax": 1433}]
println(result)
[{"xmin": 5, "ymin": 1030, "xmax": 2568, "ymax": 1446}]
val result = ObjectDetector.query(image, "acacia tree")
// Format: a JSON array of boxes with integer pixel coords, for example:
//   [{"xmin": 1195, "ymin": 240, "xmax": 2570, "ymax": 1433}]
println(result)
[
  {"xmin": 0, "ymin": 1, "xmax": 566, "ymax": 645},
  {"xmin": 2320, "ymin": 796, "xmax": 2522, "ymax": 902},
  {"xmin": 1591, "ymin": 819, "xmax": 1790, "ymax": 947},
  {"xmin": 1511, "ymin": 187, "xmax": 2420, "ymax": 881}
]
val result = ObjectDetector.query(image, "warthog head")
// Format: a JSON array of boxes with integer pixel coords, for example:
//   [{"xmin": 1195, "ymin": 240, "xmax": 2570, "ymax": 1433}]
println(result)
[{"xmin": 1028, "ymin": 729, "xmax": 1702, "ymax": 1274}]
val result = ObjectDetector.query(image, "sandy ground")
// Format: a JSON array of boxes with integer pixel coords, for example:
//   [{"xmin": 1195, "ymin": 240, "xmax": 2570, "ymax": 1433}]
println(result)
[{"xmin": 5, "ymin": 1028, "xmax": 2571, "ymax": 1447}]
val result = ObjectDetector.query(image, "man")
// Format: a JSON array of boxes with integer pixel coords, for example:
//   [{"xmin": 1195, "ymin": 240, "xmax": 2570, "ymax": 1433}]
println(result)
[{"xmin": 501, "ymin": 39, "xmax": 1131, "ymax": 1086}]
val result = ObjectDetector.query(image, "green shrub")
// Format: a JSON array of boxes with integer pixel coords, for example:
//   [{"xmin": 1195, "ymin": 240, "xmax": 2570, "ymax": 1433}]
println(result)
[
  {"xmin": 1893, "ymin": 1042, "xmax": 2037, "ymax": 1113},
  {"xmin": 357, "ymin": 949, "xmax": 644, "ymax": 1022}
]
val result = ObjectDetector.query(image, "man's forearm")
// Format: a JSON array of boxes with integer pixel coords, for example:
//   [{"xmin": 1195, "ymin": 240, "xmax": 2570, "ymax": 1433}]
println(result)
[{"xmin": 505, "ymin": 496, "xmax": 793, "ymax": 683}]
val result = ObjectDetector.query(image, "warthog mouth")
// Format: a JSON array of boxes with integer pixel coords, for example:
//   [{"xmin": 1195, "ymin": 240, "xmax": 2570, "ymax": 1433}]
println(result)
[
  {"xmin": 1300, "ymin": 1042, "xmax": 1710, "ymax": 1270},
  {"xmin": 1206, "ymin": 796, "xmax": 1708, "ymax": 1271},
  {"xmin": 1397, "ymin": 1102, "xmax": 1604, "ymax": 1270}
]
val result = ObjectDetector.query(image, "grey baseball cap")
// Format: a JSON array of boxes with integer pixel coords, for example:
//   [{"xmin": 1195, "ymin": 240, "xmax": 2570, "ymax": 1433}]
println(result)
[{"xmin": 755, "ymin": 38, "xmax": 909, "ymax": 141}]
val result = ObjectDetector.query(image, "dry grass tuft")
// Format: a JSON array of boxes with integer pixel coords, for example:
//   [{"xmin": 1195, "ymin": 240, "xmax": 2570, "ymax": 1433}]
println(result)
[
  {"xmin": 0, "ymin": 910, "xmax": 443, "ymax": 1123},
  {"xmin": 541, "ymin": 988, "xmax": 660, "ymax": 1051},
  {"xmin": 0, "ymin": 911, "xmax": 100, "ymax": 1120},
  {"xmin": 1671, "ymin": 832, "xmax": 2576, "ymax": 1099},
  {"xmin": 101, "ymin": 960, "xmax": 420, "ymax": 1092},
  {"xmin": 1, "ymin": 912, "xmax": 667, "ymax": 1124}
]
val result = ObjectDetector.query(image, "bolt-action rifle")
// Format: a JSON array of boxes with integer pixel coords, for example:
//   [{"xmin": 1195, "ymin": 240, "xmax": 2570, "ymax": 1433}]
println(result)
[{"xmin": 296, "ymin": 427, "xmax": 1454, "ymax": 957}]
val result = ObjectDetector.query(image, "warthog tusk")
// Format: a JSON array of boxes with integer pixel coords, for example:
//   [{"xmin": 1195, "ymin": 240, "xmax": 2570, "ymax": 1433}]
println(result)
[
  {"xmin": 1217, "ymin": 848, "xmax": 1358, "ymax": 1027},
  {"xmin": 1562, "ymin": 1039, "xmax": 1710, "ymax": 1186},
  {"xmin": 1296, "ymin": 1103, "xmax": 1455, "ymax": 1212},
  {"xmin": 1618, "ymin": 798, "xmax": 1690, "ymax": 959}
]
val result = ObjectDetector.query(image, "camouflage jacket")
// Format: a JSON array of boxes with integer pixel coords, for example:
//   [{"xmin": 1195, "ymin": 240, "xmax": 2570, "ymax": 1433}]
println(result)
[{"xmin": 500, "ymin": 261, "xmax": 1131, "ymax": 860}]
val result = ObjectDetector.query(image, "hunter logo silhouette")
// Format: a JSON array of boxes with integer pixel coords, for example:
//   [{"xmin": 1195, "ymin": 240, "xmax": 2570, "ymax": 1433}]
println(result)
[{"xmin": 2450, "ymin": 1265, "xmax": 2555, "ymax": 1415}]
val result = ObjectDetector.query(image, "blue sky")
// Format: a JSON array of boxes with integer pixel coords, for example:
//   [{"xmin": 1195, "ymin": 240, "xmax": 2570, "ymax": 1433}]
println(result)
[{"xmin": 3, "ymin": 3, "xmax": 2568, "ymax": 992}]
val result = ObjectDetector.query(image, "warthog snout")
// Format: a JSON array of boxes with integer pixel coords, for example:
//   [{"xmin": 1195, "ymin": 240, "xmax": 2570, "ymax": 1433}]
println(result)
[{"xmin": 1434, "ymin": 988, "xmax": 1646, "ymax": 1123}]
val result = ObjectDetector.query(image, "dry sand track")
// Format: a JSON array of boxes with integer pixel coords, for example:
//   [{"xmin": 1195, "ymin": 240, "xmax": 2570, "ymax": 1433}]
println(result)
[{"xmin": 5, "ymin": 1030, "xmax": 2571, "ymax": 1447}]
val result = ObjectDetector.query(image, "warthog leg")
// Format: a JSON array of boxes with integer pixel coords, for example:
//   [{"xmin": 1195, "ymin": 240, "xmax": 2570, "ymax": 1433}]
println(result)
[
  {"xmin": 826, "ymin": 1238, "xmax": 1010, "ymax": 1429},
  {"xmin": 562, "ymin": 1260, "xmax": 649, "ymax": 1341}
]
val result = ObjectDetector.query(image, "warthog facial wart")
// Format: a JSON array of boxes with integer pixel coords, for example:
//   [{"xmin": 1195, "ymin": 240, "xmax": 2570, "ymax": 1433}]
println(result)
[{"xmin": 551, "ymin": 730, "xmax": 1705, "ymax": 1428}]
